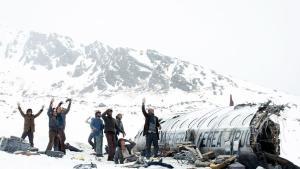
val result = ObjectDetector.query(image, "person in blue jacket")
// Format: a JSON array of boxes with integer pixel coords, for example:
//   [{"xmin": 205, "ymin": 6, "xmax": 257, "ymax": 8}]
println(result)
[{"xmin": 90, "ymin": 111, "xmax": 104, "ymax": 157}]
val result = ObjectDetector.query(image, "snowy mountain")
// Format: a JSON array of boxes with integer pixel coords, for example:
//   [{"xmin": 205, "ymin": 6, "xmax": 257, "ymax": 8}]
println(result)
[
  {"xmin": 1, "ymin": 26, "xmax": 299, "ymax": 105},
  {"xmin": 1, "ymin": 28, "xmax": 236, "ymax": 93},
  {"xmin": 1, "ymin": 26, "xmax": 300, "ymax": 131}
]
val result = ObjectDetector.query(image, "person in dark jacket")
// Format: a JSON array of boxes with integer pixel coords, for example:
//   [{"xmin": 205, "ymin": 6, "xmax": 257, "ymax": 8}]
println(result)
[
  {"xmin": 56, "ymin": 98, "xmax": 72, "ymax": 130},
  {"xmin": 46, "ymin": 98, "xmax": 64, "ymax": 152},
  {"xmin": 102, "ymin": 109, "xmax": 121, "ymax": 161},
  {"xmin": 54, "ymin": 98, "xmax": 72, "ymax": 154},
  {"xmin": 17, "ymin": 103, "xmax": 44, "ymax": 147},
  {"xmin": 90, "ymin": 111, "xmax": 104, "ymax": 157},
  {"xmin": 142, "ymin": 98, "xmax": 161, "ymax": 158},
  {"xmin": 115, "ymin": 113, "xmax": 126, "ymax": 142}
]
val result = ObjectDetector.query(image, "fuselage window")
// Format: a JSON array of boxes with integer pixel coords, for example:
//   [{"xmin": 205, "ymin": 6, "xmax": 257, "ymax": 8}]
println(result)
[
  {"xmin": 230, "ymin": 114, "xmax": 241, "ymax": 126},
  {"xmin": 179, "ymin": 119, "xmax": 189, "ymax": 128},
  {"xmin": 171, "ymin": 120, "xmax": 180, "ymax": 130},
  {"xmin": 188, "ymin": 118, "xmax": 198, "ymax": 128},
  {"xmin": 242, "ymin": 113, "xmax": 254, "ymax": 125}
]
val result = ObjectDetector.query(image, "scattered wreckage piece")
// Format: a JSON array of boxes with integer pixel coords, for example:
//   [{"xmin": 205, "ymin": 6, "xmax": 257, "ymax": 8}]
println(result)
[
  {"xmin": 134, "ymin": 101, "xmax": 299, "ymax": 168},
  {"xmin": 0, "ymin": 136, "xmax": 35, "ymax": 153},
  {"xmin": 38, "ymin": 150, "xmax": 65, "ymax": 158},
  {"xmin": 0, "ymin": 136, "xmax": 66, "ymax": 158},
  {"xmin": 263, "ymin": 152, "xmax": 300, "ymax": 169},
  {"xmin": 194, "ymin": 160, "xmax": 210, "ymax": 167},
  {"xmin": 177, "ymin": 145, "xmax": 199, "ymax": 163},
  {"xmin": 145, "ymin": 161, "xmax": 174, "ymax": 168},
  {"xmin": 161, "ymin": 149, "xmax": 176, "ymax": 157},
  {"xmin": 174, "ymin": 145, "xmax": 237, "ymax": 169},
  {"xmin": 14, "ymin": 150, "xmax": 40, "ymax": 156},
  {"xmin": 124, "ymin": 157, "xmax": 174, "ymax": 169},
  {"xmin": 173, "ymin": 151, "xmax": 195, "ymax": 164},
  {"xmin": 201, "ymin": 151, "xmax": 216, "ymax": 161},
  {"xmin": 228, "ymin": 162, "xmax": 245, "ymax": 169},
  {"xmin": 73, "ymin": 163, "xmax": 97, "ymax": 169},
  {"xmin": 210, "ymin": 155, "xmax": 236, "ymax": 169}
]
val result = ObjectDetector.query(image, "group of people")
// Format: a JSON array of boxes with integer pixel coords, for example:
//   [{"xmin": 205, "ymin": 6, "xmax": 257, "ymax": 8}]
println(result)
[
  {"xmin": 17, "ymin": 98, "xmax": 72, "ymax": 154},
  {"xmin": 17, "ymin": 97, "xmax": 161, "ymax": 162},
  {"xmin": 86, "ymin": 108, "xmax": 126, "ymax": 161}
]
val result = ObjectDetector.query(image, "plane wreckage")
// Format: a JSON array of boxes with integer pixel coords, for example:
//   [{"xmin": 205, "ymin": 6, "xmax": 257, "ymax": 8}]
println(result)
[{"xmin": 134, "ymin": 101, "xmax": 300, "ymax": 169}]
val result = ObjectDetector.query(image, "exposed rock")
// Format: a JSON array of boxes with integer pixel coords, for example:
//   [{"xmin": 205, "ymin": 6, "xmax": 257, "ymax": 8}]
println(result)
[{"xmin": 98, "ymin": 103, "xmax": 106, "ymax": 107}]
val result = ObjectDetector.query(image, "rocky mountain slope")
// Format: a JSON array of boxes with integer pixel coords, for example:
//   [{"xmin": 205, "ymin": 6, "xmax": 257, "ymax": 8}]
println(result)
[{"xmin": 1, "ymin": 26, "xmax": 298, "ymax": 107}]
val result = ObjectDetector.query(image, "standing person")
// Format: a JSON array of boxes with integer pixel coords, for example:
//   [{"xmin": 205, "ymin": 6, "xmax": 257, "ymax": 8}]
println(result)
[
  {"xmin": 142, "ymin": 98, "xmax": 161, "ymax": 158},
  {"xmin": 90, "ymin": 111, "xmax": 104, "ymax": 157},
  {"xmin": 115, "ymin": 113, "xmax": 126, "ymax": 141},
  {"xmin": 17, "ymin": 103, "xmax": 44, "ymax": 147},
  {"xmin": 56, "ymin": 98, "xmax": 72, "ymax": 130},
  {"xmin": 55, "ymin": 98, "xmax": 72, "ymax": 154},
  {"xmin": 86, "ymin": 116, "xmax": 95, "ymax": 150},
  {"xmin": 46, "ymin": 99, "xmax": 63, "ymax": 152},
  {"xmin": 102, "ymin": 109, "xmax": 120, "ymax": 161}
]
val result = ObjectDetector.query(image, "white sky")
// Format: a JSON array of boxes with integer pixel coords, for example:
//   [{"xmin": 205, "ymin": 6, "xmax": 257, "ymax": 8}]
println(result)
[{"xmin": 0, "ymin": 0, "xmax": 299, "ymax": 95}]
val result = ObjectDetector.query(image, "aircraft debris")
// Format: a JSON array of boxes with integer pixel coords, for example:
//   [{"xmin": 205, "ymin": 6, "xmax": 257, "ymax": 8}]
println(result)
[
  {"xmin": 0, "ymin": 136, "xmax": 34, "ymax": 153},
  {"xmin": 134, "ymin": 101, "xmax": 300, "ymax": 168},
  {"xmin": 228, "ymin": 162, "xmax": 245, "ymax": 169},
  {"xmin": 210, "ymin": 155, "xmax": 236, "ymax": 169},
  {"xmin": 73, "ymin": 163, "xmax": 97, "ymax": 169},
  {"xmin": 124, "ymin": 157, "xmax": 174, "ymax": 168}
]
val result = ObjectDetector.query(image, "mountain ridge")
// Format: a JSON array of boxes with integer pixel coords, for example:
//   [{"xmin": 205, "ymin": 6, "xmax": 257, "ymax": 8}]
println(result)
[
  {"xmin": 0, "ymin": 27, "xmax": 299, "ymax": 108},
  {"xmin": 0, "ymin": 29, "xmax": 238, "ymax": 93}
]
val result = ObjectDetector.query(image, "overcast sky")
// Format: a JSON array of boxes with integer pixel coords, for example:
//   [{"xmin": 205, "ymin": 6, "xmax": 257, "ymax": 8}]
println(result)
[{"xmin": 0, "ymin": 0, "xmax": 299, "ymax": 96}]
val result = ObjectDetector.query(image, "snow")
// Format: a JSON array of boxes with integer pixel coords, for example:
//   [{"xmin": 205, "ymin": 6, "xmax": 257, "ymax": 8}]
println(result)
[
  {"xmin": 129, "ymin": 49, "xmax": 152, "ymax": 67},
  {"xmin": 0, "ymin": 150, "xmax": 198, "ymax": 169},
  {"xmin": 0, "ymin": 27, "xmax": 300, "ymax": 168}
]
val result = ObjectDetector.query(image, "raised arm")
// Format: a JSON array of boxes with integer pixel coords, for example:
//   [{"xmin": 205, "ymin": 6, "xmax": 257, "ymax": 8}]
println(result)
[
  {"xmin": 47, "ymin": 99, "xmax": 54, "ymax": 116},
  {"xmin": 102, "ymin": 109, "xmax": 109, "ymax": 121},
  {"xmin": 64, "ymin": 98, "xmax": 72, "ymax": 114},
  {"xmin": 34, "ymin": 105, "xmax": 44, "ymax": 118},
  {"xmin": 85, "ymin": 117, "xmax": 92, "ymax": 124},
  {"xmin": 142, "ymin": 98, "xmax": 148, "ymax": 118},
  {"xmin": 17, "ymin": 103, "xmax": 25, "ymax": 117},
  {"xmin": 56, "ymin": 101, "xmax": 63, "ymax": 110}
]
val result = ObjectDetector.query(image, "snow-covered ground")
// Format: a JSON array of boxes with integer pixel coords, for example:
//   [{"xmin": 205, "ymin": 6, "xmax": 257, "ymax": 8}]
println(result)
[
  {"xmin": 0, "ymin": 95, "xmax": 300, "ymax": 168},
  {"xmin": 0, "ymin": 95, "xmax": 205, "ymax": 169}
]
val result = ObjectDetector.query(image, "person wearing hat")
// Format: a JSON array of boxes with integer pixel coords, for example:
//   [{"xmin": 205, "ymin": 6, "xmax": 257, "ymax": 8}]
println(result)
[
  {"xmin": 142, "ymin": 98, "xmax": 161, "ymax": 158},
  {"xmin": 17, "ymin": 102, "xmax": 44, "ymax": 147}
]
